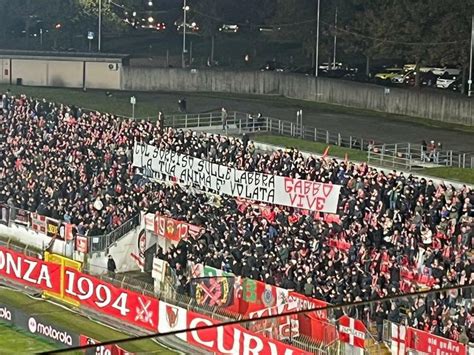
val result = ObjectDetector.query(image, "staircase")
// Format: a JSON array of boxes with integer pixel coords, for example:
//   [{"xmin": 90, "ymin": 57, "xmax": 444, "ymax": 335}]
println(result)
[{"xmin": 365, "ymin": 338, "xmax": 391, "ymax": 355}]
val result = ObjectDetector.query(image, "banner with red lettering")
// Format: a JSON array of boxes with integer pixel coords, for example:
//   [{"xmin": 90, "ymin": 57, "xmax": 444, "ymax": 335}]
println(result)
[
  {"xmin": 79, "ymin": 335, "xmax": 132, "ymax": 355},
  {"xmin": 406, "ymin": 327, "xmax": 466, "ymax": 355},
  {"xmin": 133, "ymin": 142, "xmax": 341, "ymax": 213},
  {"xmin": 0, "ymin": 246, "xmax": 61, "ymax": 293},
  {"xmin": 288, "ymin": 292, "xmax": 328, "ymax": 320},
  {"xmin": 248, "ymin": 302, "xmax": 300, "ymax": 340},
  {"xmin": 63, "ymin": 267, "xmax": 159, "ymax": 331},
  {"xmin": 287, "ymin": 292, "xmax": 336, "ymax": 343},
  {"xmin": 186, "ymin": 310, "xmax": 312, "ymax": 355},
  {"xmin": 144, "ymin": 213, "xmax": 202, "ymax": 243}
]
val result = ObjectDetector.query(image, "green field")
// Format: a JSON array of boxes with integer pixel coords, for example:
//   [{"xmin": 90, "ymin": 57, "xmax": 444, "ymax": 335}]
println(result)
[
  {"xmin": 0, "ymin": 287, "xmax": 175, "ymax": 354},
  {"xmin": 0, "ymin": 322, "xmax": 58, "ymax": 354}
]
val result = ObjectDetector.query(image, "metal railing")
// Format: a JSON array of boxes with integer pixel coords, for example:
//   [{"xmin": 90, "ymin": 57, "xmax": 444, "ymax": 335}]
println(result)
[
  {"xmin": 368, "ymin": 143, "xmax": 473, "ymax": 171},
  {"xmin": 0, "ymin": 202, "xmax": 139, "ymax": 256},
  {"xmin": 86, "ymin": 213, "xmax": 140, "ymax": 253},
  {"xmin": 163, "ymin": 110, "xmax": 474, "ymax": 168}
]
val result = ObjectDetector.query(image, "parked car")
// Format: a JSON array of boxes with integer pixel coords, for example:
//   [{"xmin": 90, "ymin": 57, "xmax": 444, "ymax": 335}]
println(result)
[
  {"xmin": 391, "ymin": 70, "xmax": 413, "ymax": 84},
  {"xmin": 448, "ymin": 78, "xmax": 464, "ymax": 92},
  {"xmin": 320, "ymin": 69, "xmax": 352, "ymax": 79},
  {"xmin": 258, "ymin": 26, "xmax": 280, "ymax": 33},
  {"xmin": 219, "ymin": 24, "xmax": 239, "ymax": 33},
  {"xmin": 374, "ymin": 68, "xmax": 403, "ymax": 82},
  {"xmin": 436, "ymin": 72, "xmax": 459, "ymax": 89},
  {"xmin": 401, "ymin": 71, "xmax": 439, "ymax": 87},
  {"xmin": 319, "ymin": 62, "xmax": 343, "ymax": 72},
  {"xmin": 260, "ymin": 61, "xmax": 286, "ymax": 72}
]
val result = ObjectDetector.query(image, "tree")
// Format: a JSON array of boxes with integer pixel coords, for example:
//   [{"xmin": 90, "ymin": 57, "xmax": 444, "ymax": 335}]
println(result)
[
  {"xmin": 341, "ymin": 0, "xmax": 399, "ymax": 75},
  {"xmin": 429, "ymin": 0, "xmax": 474, "ymax": 92},
  {"xmin": 191, "ymin": 0, "xmax": 221, "ymax": 65}
]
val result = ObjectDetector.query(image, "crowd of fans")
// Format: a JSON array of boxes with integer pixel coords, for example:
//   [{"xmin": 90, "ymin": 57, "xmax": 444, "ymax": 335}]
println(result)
[{"xmin": 1, "ymin": 93, "xmax": 473, "ymax": 344}]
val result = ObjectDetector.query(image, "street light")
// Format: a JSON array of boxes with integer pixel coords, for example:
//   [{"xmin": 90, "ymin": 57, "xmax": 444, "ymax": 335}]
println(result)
[
  {"xmin": 182, "ymin": 0, "xmax": 189, "ymax": 68},
  {"xmin": 98, "ymin": 0, "xmax": 102, "ymax": 52},
  {"xmin": 315, "ymin": 0, "xmax": 320, "ymax": 77},
  {"xmin": 468, "ymin": 15, "xmax": 473, "ymax": 97}
]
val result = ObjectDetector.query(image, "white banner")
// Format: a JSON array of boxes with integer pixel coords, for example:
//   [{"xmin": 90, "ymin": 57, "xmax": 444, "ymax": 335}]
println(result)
[{"xmin": 133, "ymin": 142, "xmax": 341, "ymax": 213}]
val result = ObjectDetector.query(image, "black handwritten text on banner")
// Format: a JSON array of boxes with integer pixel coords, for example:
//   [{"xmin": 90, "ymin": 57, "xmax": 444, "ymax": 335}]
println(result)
[{"xmin": 133, "ymin": 142, "xmax": 340, "ymax": 213}]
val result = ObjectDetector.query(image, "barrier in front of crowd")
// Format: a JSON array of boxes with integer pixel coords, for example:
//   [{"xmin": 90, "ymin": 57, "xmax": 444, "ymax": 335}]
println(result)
[
  {"xmin": 163, "ymin": 110, "xmax": 474, "ymax": 168},
  {"xmin": 367, "ymin": 143, "xmax": 468, "ymax": 171},
  {"xmin": 0, "ymin": 243, "xmax": 315, "ymax": 354},
  {"xmin": 383, "ymin": 320, "xmax": 469, "ymax": 355},
  {"xmin": 0, "ymin": 203, "xmax": 140, "ymax": 257}
]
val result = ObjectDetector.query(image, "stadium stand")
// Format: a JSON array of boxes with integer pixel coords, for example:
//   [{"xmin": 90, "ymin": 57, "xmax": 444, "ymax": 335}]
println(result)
[{"xmin": 0, "ymin": 93, "xmax": 473, "ymax": 347}]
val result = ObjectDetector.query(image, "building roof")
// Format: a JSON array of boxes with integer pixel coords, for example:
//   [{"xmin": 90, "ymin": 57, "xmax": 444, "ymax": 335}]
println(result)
[{"xmin": 0, "ymin": 49, "xmax": 130, "ymax": 63}]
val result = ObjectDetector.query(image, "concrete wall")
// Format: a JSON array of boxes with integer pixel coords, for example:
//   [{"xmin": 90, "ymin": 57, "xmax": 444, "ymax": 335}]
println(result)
[
  {"xmin": 0, "ymin": 223, "xmax": 72, "ymax": 257},
  {"xmin": 87, "ymin": 226, "xmax": 141, "ymax": 275},
  {"xmin": 0, "ymin": 59, "xmax": 10, "ymax": 83},
  {"xmin": 85, "ymin": 62, "xmax": 121, "ymax": 90},
  {"xmin": 4, "ymin": 58, "xmax": 121, "ymax": 89},
  {"xmin": 123, "ymin": 67, "xmax": 474, "ymax": 126},
  {"xmin": 12, "ymin": 59, "xmax": 48, "ymax": 86},
  {"xmin": 47, "ymin": 60, "xmax": 83, "ymax": 87}
]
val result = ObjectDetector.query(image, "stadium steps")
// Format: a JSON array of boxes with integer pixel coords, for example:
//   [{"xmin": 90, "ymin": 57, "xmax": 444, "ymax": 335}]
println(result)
[{"xmin": 365, "ymin": 338, "xmax": 391, "ymax": 355}]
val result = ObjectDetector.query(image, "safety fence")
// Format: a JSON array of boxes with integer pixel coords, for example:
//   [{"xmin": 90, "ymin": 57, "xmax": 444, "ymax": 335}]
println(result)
[
  {"xmin": 163, "ymin": 110, "xmax": 474, "ymax": 168},
  {"xmin": 82, "ymin": 260, "xmax": 334, "ymax": 354},
  {"xmin": 0, "ymin": 241, "xmax": 318, "ymax": 354},
  {"xmin": 86, "ymin": 214, "xmax": 140, "ymax": 253},
  {"xmin": 0, "ymin": 203, "xmax": 139, "ymax": 256},
  {"xmin": 2, "ymin": 236, "xmax": 472, "ymax": 355},
  {"xmin": 368, "ymin": 143, "xmax": 474, "ymax": 171}
]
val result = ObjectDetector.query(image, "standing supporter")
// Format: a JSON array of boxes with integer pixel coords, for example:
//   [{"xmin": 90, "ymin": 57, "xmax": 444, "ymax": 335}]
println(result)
[{"xmin": 0, "ymin": 92, "xmax": 472, "ymax": 343}]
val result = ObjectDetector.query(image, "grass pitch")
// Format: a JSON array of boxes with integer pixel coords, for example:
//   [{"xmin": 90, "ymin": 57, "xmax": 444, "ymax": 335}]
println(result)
[
  {"xmin": 0, "ymin": 287, "xmax": 176, "ymax": 354},
  {"xmin": 0, "ymin": 322, "xmax": 57, "ymax": 354}
]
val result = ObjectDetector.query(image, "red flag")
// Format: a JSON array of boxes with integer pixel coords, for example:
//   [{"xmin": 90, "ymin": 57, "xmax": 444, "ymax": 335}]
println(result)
[{"xmin": 321, "ymin": 146, "xmax": 330, "ymax": 160}]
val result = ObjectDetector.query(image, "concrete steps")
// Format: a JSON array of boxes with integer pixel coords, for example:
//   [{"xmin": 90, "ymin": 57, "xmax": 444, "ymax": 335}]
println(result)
[{"xmin": 365, "ymin": 338, "xmax": 391, "ymax": 355}]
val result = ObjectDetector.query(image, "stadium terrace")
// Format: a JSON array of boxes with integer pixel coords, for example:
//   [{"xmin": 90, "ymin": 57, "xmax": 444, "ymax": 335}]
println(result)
[{"xmin": 0, "ymin": 93, "xmax": 473, "ymax": 347}]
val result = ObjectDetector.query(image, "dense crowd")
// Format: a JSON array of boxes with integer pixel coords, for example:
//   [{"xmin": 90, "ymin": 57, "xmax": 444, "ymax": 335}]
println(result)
[{"xmin": 1, "ymin": 93, "xmax": 473, "ymax": 344}]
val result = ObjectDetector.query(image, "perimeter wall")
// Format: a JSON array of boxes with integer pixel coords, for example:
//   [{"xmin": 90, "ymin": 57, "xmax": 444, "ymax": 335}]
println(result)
[{"xmin": 123, "ymin": 67, "xmax": 474, "ymax": 126}]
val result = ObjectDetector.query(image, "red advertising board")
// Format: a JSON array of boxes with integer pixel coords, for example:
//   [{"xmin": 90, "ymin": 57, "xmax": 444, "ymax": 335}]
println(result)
[
  {"xmin": 79, "ymin": 335, "xmax": 132, "ymax": 355},
  {"xmin": 186, "ymin": 310, "xmax": 312, "ymax": 355},
  {"xmin": 288, "ymin": 292, "xmax": 328, "ymax": 320},
  {"xmin": 63, "ymin": 267, "xmax": 159, "ymax": 331},
  {"xmin": 406, "ymin": 327, "xmax": 467, "ymax": 355},
  {"xmin": 0, "ymin": 246, "xmax": 61, "ymax": 293},
  {"xmin": 248, "ymin": 302, "xmax": 300, "ymax": 340},
  {"xmin": 287, "ymin": 292, "xmax": 336, "ymax": 343}
]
